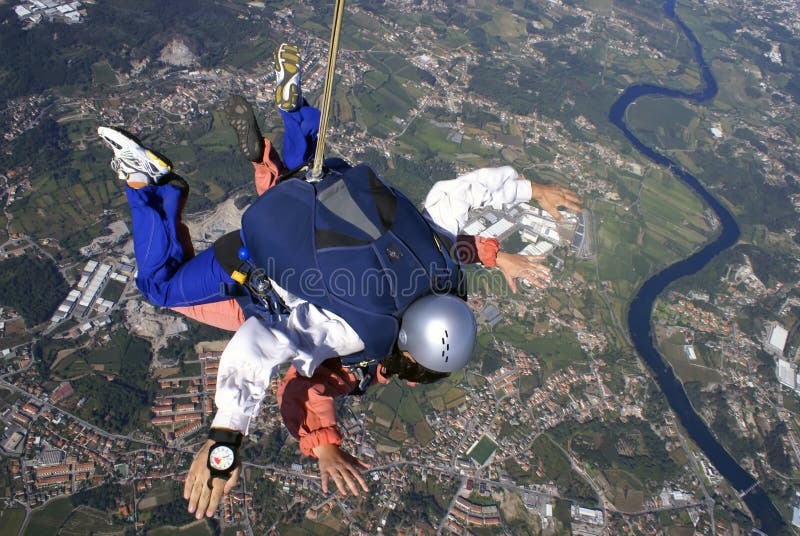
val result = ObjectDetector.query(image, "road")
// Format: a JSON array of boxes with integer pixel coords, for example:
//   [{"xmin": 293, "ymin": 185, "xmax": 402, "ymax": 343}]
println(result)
[{"xmin": 0, "ymin": 377, "xmax": 177, "ymax": 451}]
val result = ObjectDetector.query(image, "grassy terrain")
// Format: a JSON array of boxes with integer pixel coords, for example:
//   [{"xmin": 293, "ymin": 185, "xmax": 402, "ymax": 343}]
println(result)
[
  {"xmin": 0, "ymin": 508, "xmax": 26, "ymax": 536},
  {"xmin": 594, "ymin": 163, "xmax": 712, "ymax": 306},
  {"xmin": 58, "ymin": 506, "xmax": 122, "ymax": 536},
  {"xmin": 54, "ymin": 329, "xmax": 150, "ymax": 378},
  {"xmin": 490, "ymin": 325, "xmax": 587, "ymax": 378},
  {"xmin": 626, "ymin": 96, "xmax": 706, "ymax": 152},
  {"xmin": 149, "ymin": 521, "xmax": 213, "ymax": 536},
  {"xmin": 414, "ymin": 420, "xmax": 436, "ymax": 445},
  {"xmin": 506, "ymin": 434, "xmax": 597, "ymax": 505},
  {"xmin": 366, "ymin": 378, "xmax": 440, "ymax": 446},
  {"xmin": 467, "ymin": 435, "xmax": 498, "ymax": 466},
  {"xmin": 551, "ymin": 419, "xmax": 681, "ymax": 499},
  {"xmin": 138, "ymin": 480, "xmax": 174, "ymax": 511},
  {"xmin": 657, "ymin": 330, "xmax": 723, "ymax": 384},
  {"xmin": 26, "ymin": 497, "xmax": 75, "ymax": 535},
  {"xmin": 370, "ymin": 400, "xmax": 395, "ymax": 428},
  {"xmin": 91, "ymin": 61, "xmax": 118, "ymax": 86},
  {"xmin": 604, "ymin": 469, "xmax": 646, "ymax": 512}
]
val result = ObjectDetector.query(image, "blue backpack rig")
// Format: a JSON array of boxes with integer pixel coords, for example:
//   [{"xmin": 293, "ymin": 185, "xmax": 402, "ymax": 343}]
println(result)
[{"xmin": 213, "ymin": 163, "xmax": 464, "ymax": 383}]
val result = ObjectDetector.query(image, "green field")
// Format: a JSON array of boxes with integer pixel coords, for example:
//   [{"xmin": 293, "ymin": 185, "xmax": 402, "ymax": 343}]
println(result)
[
  {"xmin": 657, "ymin": 330, "xmax": 723, "ymax": 384},
  {"xmin": 594, "ymin": 162, "xmax": 712, "ymax": 307},
  {"xmin": 397, "ymin": 391, "xmax": 424, "ymax": 423},
  {"xmin": 490, "ymin": 324, "xmax": 587, "ymax": 377},
  {"xmin": 467, "ymin": 435, "xmax": 498, "ymax": 466},
  {"xmin": 149, "ymin": 521, "xmax": 213, "ymax": 536},
  {"xmin": 54, "ymin": 329, "xmax": 150, "ymax": 378},
  {"xmin": 138, "ymin": 480, "xmax": 174, "ymax": 511},
  {"xmin": 552, "ymin": 420, "xmax": 681, "ymax": 493},
  {"xmin": 370, "ymin": 400, "xmax": 395, "ymax": 428},
  {"xmin": 413, "ymin": 420, "xmax": 435, "ymax": 445},
  {"xmin": 626, "ymin": 96, "xmax": 704, "ymax": 152},
  {"xmin": 58, "ymin": 506, "xmax": 121, "ymax": 536},
  {"xmin": 604, "ymin": 469, "xmax": 646, "ymax": 512},
  {"xmin": 367, "ymin": 378, "xmax": 435, "ymax": 445},
  {"xmin": 91, "ymin": 61, "xmax": 118, "ymax": 86},
  {"xmin": 505, "ymin": 434, "xmax": 597, "ymax": 505},
  {"xmin": 376, "ymin": 381, "xmax": 403, "ymax": 409},
  {"xmin": 0, "ymin": 508, "xmax": 26, "ymax": 536},
  {"xmin": 26, "ymin": 497, "xmax": 75, "ymax": 535}
]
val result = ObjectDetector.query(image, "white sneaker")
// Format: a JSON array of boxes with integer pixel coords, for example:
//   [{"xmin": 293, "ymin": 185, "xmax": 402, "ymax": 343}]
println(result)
[
  {"xmin": 273, "ymin": 43, "xmax": 302, "ymax": 112},
  {"xmin": 97, "ymin": 126, "xmax": 172, "ymax": 187}
]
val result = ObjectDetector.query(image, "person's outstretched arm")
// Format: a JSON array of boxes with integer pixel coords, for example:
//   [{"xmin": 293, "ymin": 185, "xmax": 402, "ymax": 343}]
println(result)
[
  {"xmin": 183, "ymin": 303, "xmax": 364, "ymax": 518},
  {"xmin": 277, "ymin": 363, "xmax": 369, "ymax": 497},
  {"xmin": 423, "ymin": 166, "xmax": 581, "ymax": 290},
  {"xmin": 423, "ymin": 166, "xmax": 581, "ymax": 236}
]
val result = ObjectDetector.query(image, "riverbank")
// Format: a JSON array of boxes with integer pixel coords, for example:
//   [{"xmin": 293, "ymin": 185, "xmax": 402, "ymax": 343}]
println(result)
[{"xmin": 612, "ymin": 0, "xmax": 783, "ymax": 532}]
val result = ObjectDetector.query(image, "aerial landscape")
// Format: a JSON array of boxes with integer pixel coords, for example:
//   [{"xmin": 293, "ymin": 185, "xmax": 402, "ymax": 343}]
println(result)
[{"xmin": 0, "ymin": 0, "xmax": 799, "ymax": 534}]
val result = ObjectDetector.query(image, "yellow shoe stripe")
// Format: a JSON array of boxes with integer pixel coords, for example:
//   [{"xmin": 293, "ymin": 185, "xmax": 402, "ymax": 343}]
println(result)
[{"xmin": 146, "ymin": 150, "xmax": 172, "ymax": 170}]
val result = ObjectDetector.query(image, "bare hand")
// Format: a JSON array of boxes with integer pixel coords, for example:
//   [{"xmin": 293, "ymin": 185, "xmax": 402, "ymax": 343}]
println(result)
[
  {"xmin": 531, "ymin": 182, "xmax": 582, "ymax": 221},
  {"xmin": 496, "ymin": 252, "xmax": 551, "ymax": 293},
  {"xmin": 313, "ymin": 443, "xmax": 369, "ymax": 497},
  {"xmin": 183, "ymin": 439, "xmax": 241, "ymax": 519}
]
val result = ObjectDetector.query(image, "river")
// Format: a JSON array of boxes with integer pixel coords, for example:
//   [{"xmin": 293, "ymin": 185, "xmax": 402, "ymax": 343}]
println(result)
[{"xmin": 609, "ymin": 1, "xmax": 784, "ymax": 532}]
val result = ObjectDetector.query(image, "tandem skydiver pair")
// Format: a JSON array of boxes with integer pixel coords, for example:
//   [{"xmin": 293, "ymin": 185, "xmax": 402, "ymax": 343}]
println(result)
[{"xmin": 98, "ymin": 43, "xmax": 582, "ymax": 518}]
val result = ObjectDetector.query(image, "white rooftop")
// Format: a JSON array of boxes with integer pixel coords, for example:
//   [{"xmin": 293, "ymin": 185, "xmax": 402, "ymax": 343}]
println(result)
[
  {"xmin": 769, "ymin": 324, "xmax": 789, "ymax": 353},
  {"xmin": 462, "ymin": 221, "xmax": 486, "ymax": 236},
  {"xmin": 483, "ymin": 219, "xmax": 514, "ymax": 238},
  {"xmin": 520, "ymin": 242, "xmax": 554, "ymax": 257},
  {"xmin": 778, "ymin": 359, "xmax": 795, "ymax": 389}
]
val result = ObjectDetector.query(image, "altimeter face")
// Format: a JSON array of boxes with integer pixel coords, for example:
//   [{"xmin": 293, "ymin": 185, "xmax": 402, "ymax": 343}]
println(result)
[{"xmin": 209, "ymin": 445, "xmax": 235, "ymax": 471}]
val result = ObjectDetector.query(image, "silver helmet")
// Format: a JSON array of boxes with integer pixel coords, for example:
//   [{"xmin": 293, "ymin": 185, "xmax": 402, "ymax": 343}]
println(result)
[{"xmin": 397, "ymin": 294, "xmax": 477, "ymax": 373}]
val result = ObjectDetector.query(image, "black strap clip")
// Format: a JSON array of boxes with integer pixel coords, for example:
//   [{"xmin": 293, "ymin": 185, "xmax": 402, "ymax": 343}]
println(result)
[{"xmin": 349, "ymin": 366, "xmax": 373, "ymax": 396}]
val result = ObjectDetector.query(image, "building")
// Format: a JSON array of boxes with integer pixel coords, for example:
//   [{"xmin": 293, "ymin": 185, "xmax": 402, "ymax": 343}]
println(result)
[
  {"xmin": 480, "ymin": 305, "xmax": 502, "ymax": 327},
  {"xmin": 483, "ymin": 218, "xmax": 515, "ymax": 239},
  {"xmin": 768, "ymin": 324, "xmax": 789, "ymax": 354},
  {"xmin": 777, "ymin": 359, "xmax": 795, "ymax": 389},
  {"xmin": 3, "ymin": 432, "xmax": 25, "ymax": 452},
  {"xmin": 572, "ymin": 505, "xmax": 604, "ymax": 525},
  {"xmin": 462, "ymin": 220, "xmax": 486, "ymax": 236},
  {"xmin": 51, "ymin": 382, "xmax": 73, "ymax": 403},
  {"xmin": 174, "ymin": 420, "xmax": 202, "ymax": 440}
]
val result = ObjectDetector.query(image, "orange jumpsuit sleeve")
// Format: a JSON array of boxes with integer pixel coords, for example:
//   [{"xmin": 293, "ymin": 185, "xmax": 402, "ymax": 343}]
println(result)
[
  {"xmin": 253, "ymin": 138, "xmax": 288, "ymax": 195},
  {"xmin": 276, "ymin": 360, "xmax": 358, "ymax": 457},
  {"xmin": 456, "ymin": 234, "xmax": 500, "ymax": 267},
  {"xmin": 170, "ymin": 300, "xmax": 246, "ymax": 332}
]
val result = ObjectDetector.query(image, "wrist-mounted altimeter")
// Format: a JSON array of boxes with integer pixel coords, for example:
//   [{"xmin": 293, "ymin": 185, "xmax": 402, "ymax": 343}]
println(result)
[{"xmin": 206, "ymin": 428, "xmax": 243, "ymax": 486}]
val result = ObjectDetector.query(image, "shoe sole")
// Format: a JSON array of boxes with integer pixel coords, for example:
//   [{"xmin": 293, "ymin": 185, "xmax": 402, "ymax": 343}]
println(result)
[
  {"xmin": 224, "ymin": 97, "xmax": 264, "ymax": 162},
  {"xmin": 274, "ymin": 44, "xmax": 301, "ymax": 112}
]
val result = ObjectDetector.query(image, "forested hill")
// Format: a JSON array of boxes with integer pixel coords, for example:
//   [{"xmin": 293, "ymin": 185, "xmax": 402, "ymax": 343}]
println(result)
[
  {"xmin": 0, "ymin": 254, "xmax": 67, "ymax": 326},
  {"xmin": 0, "ymin": 0, "xmax": 262, "ymax": 101}
]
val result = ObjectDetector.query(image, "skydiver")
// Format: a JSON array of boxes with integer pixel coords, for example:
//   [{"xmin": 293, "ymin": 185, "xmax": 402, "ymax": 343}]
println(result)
[{"xmin": 98, "ymin": 42, "xmax": 582, "ymax": 518}]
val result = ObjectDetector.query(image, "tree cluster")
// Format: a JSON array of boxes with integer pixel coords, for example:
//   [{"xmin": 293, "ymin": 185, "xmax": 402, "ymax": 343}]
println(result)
[
  {"xmin": 144, "ymin": 483, "xmax": 196, "ymax": 530},
  {"xmin": 71, "ymin": 483, "xmax": 122, "ymax": 511},
  {"xmin": 0, "ymin": 254, "xmax": 67, "ymax": 326},
  {"xmin": 0, "ymin": 1, "xmax": 263, "ymax": 101}
]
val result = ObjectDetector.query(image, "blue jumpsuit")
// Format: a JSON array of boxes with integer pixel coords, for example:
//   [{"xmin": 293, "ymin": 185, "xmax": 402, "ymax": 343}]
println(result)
[{"xmin": 128, "ymin": 102, "xmax": 321, "ymax": 308}]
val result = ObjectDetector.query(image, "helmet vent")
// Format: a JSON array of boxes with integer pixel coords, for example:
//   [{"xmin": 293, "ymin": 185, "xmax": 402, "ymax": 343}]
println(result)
[{"xmin": 443, "ymin": 332, "xmax": 449, "ymax": 362}]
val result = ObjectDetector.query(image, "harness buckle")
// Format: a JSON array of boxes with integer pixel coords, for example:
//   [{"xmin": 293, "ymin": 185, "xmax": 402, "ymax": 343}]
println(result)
[{"xmin": 350, "ymin": 366, "xmax": 373, "ymax": 396}]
